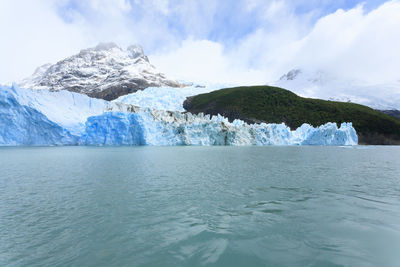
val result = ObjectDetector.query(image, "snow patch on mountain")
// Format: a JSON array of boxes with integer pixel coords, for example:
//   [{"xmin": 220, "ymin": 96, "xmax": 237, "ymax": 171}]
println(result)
[{"xmin": 274, "ymin": 69, "xmax": 400, "ymax": 110}]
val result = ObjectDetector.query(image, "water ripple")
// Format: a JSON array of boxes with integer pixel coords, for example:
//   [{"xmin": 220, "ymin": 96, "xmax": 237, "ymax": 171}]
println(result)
[{"xmin": 1, "ymin": 146, "xmax": 400, "ymax": 266}]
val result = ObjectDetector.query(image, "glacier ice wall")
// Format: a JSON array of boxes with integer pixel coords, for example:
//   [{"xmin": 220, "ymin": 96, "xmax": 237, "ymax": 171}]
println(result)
[
  {"xmin": 81, "ymin": 108, "xmax": 358, "ymax": 146},
  {"xmin": 9, "ymin": 85, "xmax": 106, "ymax": 135},
  {"xmin": 1, "ymin": 85, "xmax": 358, "ymax": 146},
  {"xmin": 0, "ymin": 87, "xmax": 77, "ymax": 145}
]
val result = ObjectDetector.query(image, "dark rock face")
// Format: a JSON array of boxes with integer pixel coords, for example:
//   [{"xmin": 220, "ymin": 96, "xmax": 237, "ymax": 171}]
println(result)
[{"xmin": 88, "ymin": 80, "xmax": 173, "ymax": 101}]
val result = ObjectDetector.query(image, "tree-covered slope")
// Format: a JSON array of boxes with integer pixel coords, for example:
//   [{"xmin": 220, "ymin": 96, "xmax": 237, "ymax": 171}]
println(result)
[{"xmin": 183, "ymin": 86, "xmax": 400, "ymax": 145}]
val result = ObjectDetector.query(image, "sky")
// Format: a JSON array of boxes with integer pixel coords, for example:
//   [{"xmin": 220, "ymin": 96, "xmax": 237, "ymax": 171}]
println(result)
[{"xmin": 0, "ymin": 0, "xmax": 399, "ymax": 85}]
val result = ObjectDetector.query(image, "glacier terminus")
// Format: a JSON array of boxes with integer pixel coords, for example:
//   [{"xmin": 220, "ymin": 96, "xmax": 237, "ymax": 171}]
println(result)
[{"xmin": 0, "ymin": 84, "xmax": 358, "ymax": 146}]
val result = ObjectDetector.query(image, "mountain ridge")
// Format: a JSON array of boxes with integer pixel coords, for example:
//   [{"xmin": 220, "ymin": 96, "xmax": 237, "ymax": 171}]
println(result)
[{"xmin": 19, "ymin": 42, "xmax": 186, "ymax": 100}]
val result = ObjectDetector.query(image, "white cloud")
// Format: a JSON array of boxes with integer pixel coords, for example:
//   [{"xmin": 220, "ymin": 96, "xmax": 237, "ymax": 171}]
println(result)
[
  {"xmin": 1, "ymin": 0, "xmax": 400, "ymax": 92},
  {"xmin": 153, "ymin": 1, "xmax": 400, "ymax": 86},
  {"xmin": 151, "ymin": 39, "xmax": 266, "ymax": 85},
  {"xmin": 0, "ymin": 0, "xmax": 160, "ymax": 83},
  {"xmin": 0, "ymin": 0, "xmax": 89, "ymax": 83},
  {"xmin": 133, "ymin": 0, "xmax": 169, "ymax": 15},
  {"xmin": 88, "ymin": 0, "xmax": 132, "ymax": 15},
  {"xmin": 287, "ymin": 1, "xmax": 400, "ymax": 83}
]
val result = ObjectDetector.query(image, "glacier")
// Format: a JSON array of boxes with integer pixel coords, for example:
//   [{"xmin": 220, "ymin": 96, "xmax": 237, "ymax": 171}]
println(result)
[
  {"xmin": 6, "ymin": 84, "xmax": 107, "ymax": 135},
  {"xmin": 0, "ymin": 87, "xmax": 77, "ymax": 145},
  {"xmin": 81, "ymin": 109, "xmax": 358, "ymax": 146},
  {"xmin": 0, "ymin": 85, "xmax": 358, "ymax": 146},
  {"xmin": 113, "ymin": 83, "xmax": 232, "ymax": 112}
]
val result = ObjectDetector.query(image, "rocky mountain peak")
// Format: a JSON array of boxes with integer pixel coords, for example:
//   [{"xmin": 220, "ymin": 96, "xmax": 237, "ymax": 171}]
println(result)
[
  {"xmin": 19, "ymin": 43, "xmax": 186, "ymax": 101},
  {"xmin": 127, "ymin": 44, "xmax": 146, "ymax": 59}
]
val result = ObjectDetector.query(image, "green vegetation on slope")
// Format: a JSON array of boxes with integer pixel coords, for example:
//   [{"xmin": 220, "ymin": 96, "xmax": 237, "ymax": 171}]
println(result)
[{"xmin": 183, "ymin": 86, "xmax": 400, "ymax": 145}]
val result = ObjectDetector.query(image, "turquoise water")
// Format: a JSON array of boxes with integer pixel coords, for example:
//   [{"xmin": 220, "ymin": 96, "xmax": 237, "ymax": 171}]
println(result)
[{"xmin": 1, "ymin": 146, "xmax": 400, "ymax": 266}]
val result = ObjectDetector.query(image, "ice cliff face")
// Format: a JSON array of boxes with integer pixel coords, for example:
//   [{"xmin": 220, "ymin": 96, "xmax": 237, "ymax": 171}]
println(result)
[
  {"xmin": 19, "ymin": 43, "xmax": 186, "ymax": 100},
  {"xmin": 0, "ymin": 87, "xmax": 77, "ymax": 145},
  {"xmin": 274, "ymin": 69, "xmax": 400, "ymax": 110},
  {"xmin": 0, "ymin": 85, "xmax": 358, "ymax": 146},
  {"xmin": 8, "ymin": 85, "xmax": 107, "ymax": 135},
  {"xmin": 82, "ymin": 109, "xmax": 358, "ymax": 146}
]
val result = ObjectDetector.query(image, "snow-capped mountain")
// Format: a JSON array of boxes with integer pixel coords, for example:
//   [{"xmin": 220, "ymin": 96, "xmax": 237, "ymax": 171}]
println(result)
[
  {"xmin": 19, "ymin": 42, "xmax": 186, "ymax": 100},
  {"xmin": 274, "ymin": 69, "xmax": 400, "ymax": 110}
]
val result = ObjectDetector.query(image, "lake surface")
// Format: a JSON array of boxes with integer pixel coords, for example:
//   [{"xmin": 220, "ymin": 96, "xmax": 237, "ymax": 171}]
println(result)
[{"xmin": 1, "ymin": 146, "xmax": 400, "ymax": 266}]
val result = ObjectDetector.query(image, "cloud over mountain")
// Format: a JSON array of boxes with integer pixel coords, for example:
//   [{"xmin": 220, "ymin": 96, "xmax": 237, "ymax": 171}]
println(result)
[{"xmin": 1, "ymin": 0, "xmax": 399, "ymax": 90}]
